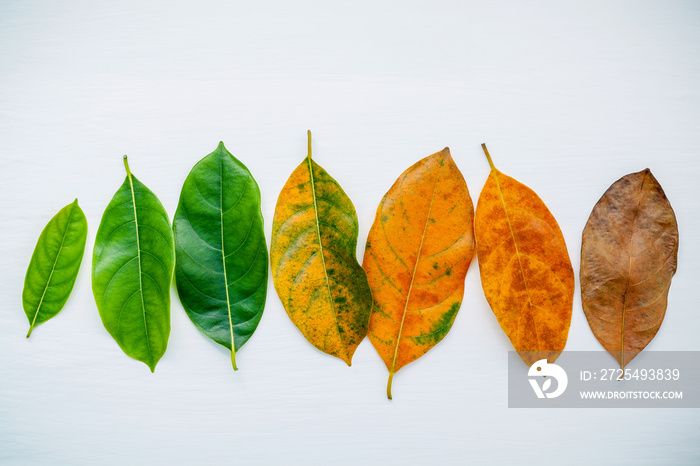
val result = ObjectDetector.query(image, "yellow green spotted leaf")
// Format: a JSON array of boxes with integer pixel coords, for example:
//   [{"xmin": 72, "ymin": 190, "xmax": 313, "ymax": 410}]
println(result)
[{"xmin": 270, "ymin": 131, "xmax": 373, "ymax": 365}]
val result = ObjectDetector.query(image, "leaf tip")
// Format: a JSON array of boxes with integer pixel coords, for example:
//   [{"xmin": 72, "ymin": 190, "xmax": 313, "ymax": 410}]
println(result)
[
  {"xmin": 441, "ymin": 147, "xmax": 452, "ymax": 162},
  {"xmin": 217, "ymin": 141, "xmax": 226, "ymax": 150}
]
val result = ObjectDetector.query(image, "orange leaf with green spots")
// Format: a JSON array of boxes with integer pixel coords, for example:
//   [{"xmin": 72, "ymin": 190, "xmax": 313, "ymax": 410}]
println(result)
[
  {"xmin": 270, "ymin": 132, "xmax": 373, "ymax": 365},
  {"xmin": 362, "ymin": 148, "xmax": 475, "ymax": 399},
  {"xmin": 475, "ymin": 144, "xmax": 574, "ymax": 367}
]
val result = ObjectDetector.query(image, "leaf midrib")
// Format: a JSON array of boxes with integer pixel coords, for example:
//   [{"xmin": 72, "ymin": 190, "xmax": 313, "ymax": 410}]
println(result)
[
  {"xmin": 219, "ymin": 152, "xmax": 237, "ymax": 369},
  {"xmin": 127, "ymin": 171, "xmax": 153, "ymax": 366},
  {"xmin": 307, "ymin": 156, "xmax": 349, "ymax": 362},
  {"xmin": 28, "ymin": 201, "xmax": 76, "ymax": 335},
  {"xmin": 620, "ymin": 170, "xmax": 649, "ymax": 370},
  {"xmin": 491, "ymin": 169, "xmax": 541, "ymax": 351},
  {"xmin": 390, "ymin": 156, "xmax": 444, "ymax": 375}
]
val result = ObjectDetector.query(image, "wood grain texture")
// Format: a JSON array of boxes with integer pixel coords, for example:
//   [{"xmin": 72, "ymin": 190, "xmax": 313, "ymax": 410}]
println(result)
[{"xmin": 581, "ymin": 169, "xmax": 678, "ymax": 369}]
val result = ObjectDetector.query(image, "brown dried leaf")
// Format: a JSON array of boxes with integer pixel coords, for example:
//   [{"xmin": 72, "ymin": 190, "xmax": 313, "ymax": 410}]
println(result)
[{"xmin": 581, "ymin": 169, "xmax": 678, "ymax": 369}]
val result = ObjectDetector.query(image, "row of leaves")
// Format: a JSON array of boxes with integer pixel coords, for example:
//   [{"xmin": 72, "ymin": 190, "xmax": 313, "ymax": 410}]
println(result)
[{"xmin": 22, "ymin": 133, "xmax": 679, "ymax": 398}]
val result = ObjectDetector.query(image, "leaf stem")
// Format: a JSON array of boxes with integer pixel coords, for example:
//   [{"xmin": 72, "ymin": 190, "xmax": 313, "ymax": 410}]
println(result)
[
  {"xmin": 26, "ymin": 325, "xmax": 34, "ymax": 338},
  {"xmin": 481, "ymin": 143, "xmax": 496, "ymax": 171},
  {"xmin": 387, "ymin": 372, "xmax": 394, "ymax": 400},
  {"xmin": 618, "ymin": 366, "xmax": 625, "ymax": 380},
  {"xmin": 123, "ymin": 155, "xmax": 131, "ymax": 176},
  {"xmin": 231, "ymin": 350, "xmax": 238, "ymax": 371},
  {"xmin": 307, "ymin": 130, "xmax": 312, "ymax": 159}
]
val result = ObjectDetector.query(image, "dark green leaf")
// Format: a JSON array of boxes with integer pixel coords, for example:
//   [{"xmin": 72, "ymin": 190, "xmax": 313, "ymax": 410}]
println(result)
[
  {"xmin": 23, "ymin": 199, "xmax": 87, "ymax": 337},
  {"xmin": 173, "ymin": 142, "xmax": 268, "ymax": 370},
  {"xmin": 92, "ymin": 156, "xmax": 174, "ymax": 372}
]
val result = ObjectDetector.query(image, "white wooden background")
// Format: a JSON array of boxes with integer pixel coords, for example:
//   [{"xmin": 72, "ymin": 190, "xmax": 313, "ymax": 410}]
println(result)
[{"xmin": 1, "ymin": 1, "xmax": 699, "ymax": 464}]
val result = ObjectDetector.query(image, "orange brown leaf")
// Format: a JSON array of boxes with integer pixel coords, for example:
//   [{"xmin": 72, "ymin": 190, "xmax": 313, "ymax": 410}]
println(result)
[
  {"xmin": 474, "ymin": 144, "xmax": 574, "ymax": 366},
  {"xmin": 363, "ymin": 148, "xmax": 475, "ymax": 399},
  {"xmin": 581, "ymin": 169, "xmax": 678, "ymax": 369}
]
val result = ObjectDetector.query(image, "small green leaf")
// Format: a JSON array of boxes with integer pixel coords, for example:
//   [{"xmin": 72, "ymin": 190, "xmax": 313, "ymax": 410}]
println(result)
[
  {"xmin": 23, "ymin": 199, "xmax": 87, "ymax": 337},
  {"xmin": 173, "ymin": 142, "xmax": 268, "ymax": 370},
  {"xmin": 92, "ymin": 156, "xmax": 174, "ymax": 372}
]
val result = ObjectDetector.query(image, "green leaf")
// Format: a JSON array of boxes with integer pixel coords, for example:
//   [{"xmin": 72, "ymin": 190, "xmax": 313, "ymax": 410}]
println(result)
[
  {"xmin": 173, "ymin": 142, "xmax": 268, "ymax": 370},
  {"xmin": 270, "ymin": 131, "xmax": 373, "ymax": 365},
  {"xmin": 92, "ymin": 156, "xmax": 174, "ymax": 372},
  {"xmin": 23, "ymin": 199, "xmax": 87, "ymax": 337}
]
